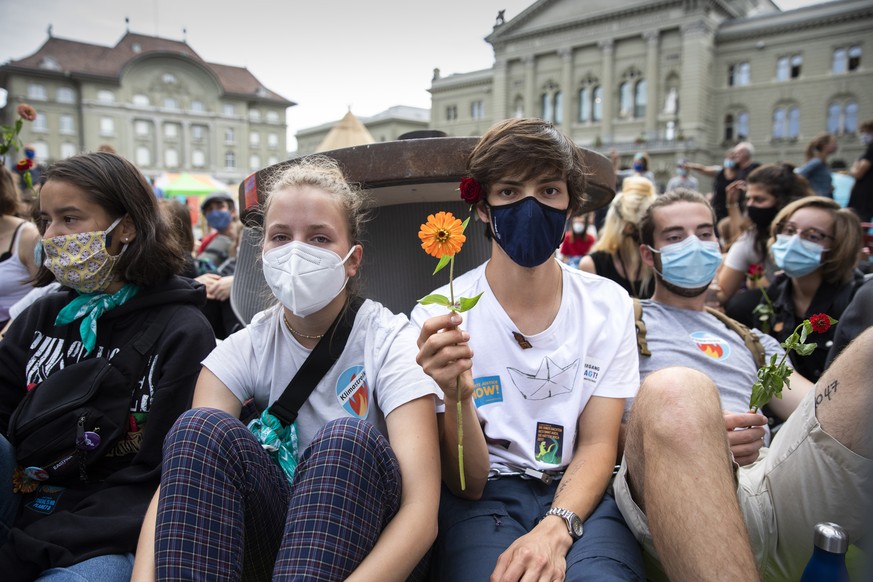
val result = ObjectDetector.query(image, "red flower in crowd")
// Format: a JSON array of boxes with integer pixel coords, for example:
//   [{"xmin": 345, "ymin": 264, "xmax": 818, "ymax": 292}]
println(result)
[
  {"xmin": 16, "ymin": 158, "xmax": 34, "ymax": 173},
  {"xmin": 16, "ymin": 104, "xmax": 37, "ymax": 122},
  {"xmin": 459, "ymin": 177, "xmax": 483, "ymax": 205},
  {"xmin": 747, "ymin": 263, "xmax": 764, "ymax": 280},
  {"xmin": 809, "ymin": 313, "xmax": 832, "ymax": 334}
]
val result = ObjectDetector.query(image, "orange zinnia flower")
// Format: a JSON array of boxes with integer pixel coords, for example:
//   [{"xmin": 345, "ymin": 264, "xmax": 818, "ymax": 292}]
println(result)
[{"xmin": 418, "ymin": 211, "xmax": 466, "ymax": 258}]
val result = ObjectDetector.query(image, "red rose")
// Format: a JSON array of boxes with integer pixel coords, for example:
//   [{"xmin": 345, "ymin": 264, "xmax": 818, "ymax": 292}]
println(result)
[
  {"xmin": 747, "ymin": 263, "xmax": 764, "ymax": 279},
  {"xmin": 16, "ymin": 158, "xmax": 34, "ymax": 172},
  {"xmin": 459, "ymin": 177, "xmax": 482, "ymax": 205},
  {"xmin": 809, "ymin": 313, "xmax": 832, "ymax": 334},
  {"xmin": 16, "ymin": 104, "xmax": 37, "ymax": 122}
]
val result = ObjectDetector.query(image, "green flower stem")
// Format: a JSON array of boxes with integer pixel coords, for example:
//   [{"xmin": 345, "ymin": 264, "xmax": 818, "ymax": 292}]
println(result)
[{"xmin": 448, "ymin": 256, "xmax": 466, "ymax": 491}]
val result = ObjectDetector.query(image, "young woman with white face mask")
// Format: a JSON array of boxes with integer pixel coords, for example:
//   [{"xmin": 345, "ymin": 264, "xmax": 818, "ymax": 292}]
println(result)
[
  {"xmin": 136, "ymin": 156, "xmax": 440, "ymax": 581},
  {"xmin": 741, "ymin": 197, "xmax": 864, "ymax": 382}
]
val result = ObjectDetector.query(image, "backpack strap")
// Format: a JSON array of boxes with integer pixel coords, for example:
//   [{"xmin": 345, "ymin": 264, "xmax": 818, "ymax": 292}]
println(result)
[
  {"xmin": 632, "ymin": 298, "xmax": 651, "ymax": 358},
  {"xmin": 269, "ymin": 296, "xmax": 364, "ymax": 426},
  {"xmin": 109, "ymin": 306, "xmax": 182, "ymax": 378},
  {"xmin": 704, "ymin": 306, "xmax": 766, "ymax": 369}
]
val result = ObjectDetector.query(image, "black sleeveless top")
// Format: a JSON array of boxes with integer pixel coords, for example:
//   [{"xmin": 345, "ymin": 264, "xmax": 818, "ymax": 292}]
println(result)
[{"xmin": 589, "ymin": 250, "xmax": 654, "ymax": 299}]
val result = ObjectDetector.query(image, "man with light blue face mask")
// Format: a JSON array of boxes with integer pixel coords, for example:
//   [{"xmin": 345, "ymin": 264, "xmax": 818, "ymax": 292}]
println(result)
[{"xmin": 612, "ymin": 189, "xmax": 873, "ymax": 581}]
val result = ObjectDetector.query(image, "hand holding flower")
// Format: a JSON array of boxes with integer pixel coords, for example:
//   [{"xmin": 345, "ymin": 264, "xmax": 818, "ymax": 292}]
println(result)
[
  {"xmin": 417, "ymin": 208, "xmax": 484, "ymax": 491},
  {"xmin": 749, "ymin": 313, "xmax": 836, "ymax": 412},
  {"xmin": 1, "ymin": 103, "xmax": 38, "ymax": 188}
]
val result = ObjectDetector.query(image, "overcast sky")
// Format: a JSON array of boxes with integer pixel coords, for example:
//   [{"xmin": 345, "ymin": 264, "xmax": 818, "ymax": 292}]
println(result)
[{"xmin": 0, "ymin": 0, "xmax": 823, "ymax": 151}]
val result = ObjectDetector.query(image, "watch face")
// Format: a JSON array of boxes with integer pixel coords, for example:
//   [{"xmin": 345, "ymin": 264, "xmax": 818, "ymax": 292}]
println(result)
[{"xmin": 570, "ymin": 516, "xmax": 584, "ymax": 538}]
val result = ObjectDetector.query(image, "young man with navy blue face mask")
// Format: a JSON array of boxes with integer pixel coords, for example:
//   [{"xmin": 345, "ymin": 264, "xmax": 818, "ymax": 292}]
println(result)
[
  {"xmin": 612, "ymin": 189, "xmax": 873, "ymax": 580},
  {"xmin": 413, "ymin": 118, "xmax": 645, "ymax": 581}
]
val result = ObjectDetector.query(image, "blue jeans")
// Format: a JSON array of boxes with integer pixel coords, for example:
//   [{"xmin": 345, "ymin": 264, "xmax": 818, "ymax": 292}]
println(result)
[
  {"xmin": 37, "ymin": 554, "xmax": 135, "ymax": 581},
  {"xmin": 1, "ymin": 435, "xmax": 133, "ymax": 579},
  {"xmin": 0, "ymin": 434, "xmax": 21, "ymax": 543},
  {"xmin": 430, "ymin": 478, "xmax": 644, "ymax": 581}
]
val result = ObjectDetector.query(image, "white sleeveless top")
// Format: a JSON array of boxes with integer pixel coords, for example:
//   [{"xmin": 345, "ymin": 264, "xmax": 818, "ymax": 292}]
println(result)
[{"xmin": 0, "ymin": 222, "xmax": 34, "ymax": 321}]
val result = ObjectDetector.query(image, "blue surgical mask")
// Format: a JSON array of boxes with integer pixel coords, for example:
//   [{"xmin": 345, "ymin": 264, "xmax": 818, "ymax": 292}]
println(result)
[
  {"xmin": 650, "ymin": 235, "xmax": 722, "ymax": 289},
  {"xmin": 205, "ymin": 209, "xmax": 232, "ymax": 231},
  {"xmin": 724, "ymin": 159, "xmax": 737, "ymax": 169},
  {"xmin": 489, "ymin": 197, "xmax": 567, "ymax": 268},
  {"xmin": 771, "ymin": 234, "xmax": 823, "ymax": 278},
  {"xmin": 633, "ymin": 162, "xmax": 645, "ymax": 173},
  {"xmin": 862, "ymin": 133, "xmax": 872, "ymax": 146},
  {"xmin": 677, "ymin": 168, "xmax": 688, "ymax": 177}
]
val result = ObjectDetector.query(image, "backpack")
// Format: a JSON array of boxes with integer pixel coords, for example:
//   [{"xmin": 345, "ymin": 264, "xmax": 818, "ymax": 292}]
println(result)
[
  {"xmin": 632, "ymin": 298, "xmax": 766, "ymax": 369},
  {"xmin": 8, "ymin": 306, "xmax": 177, "ymax": 484}
]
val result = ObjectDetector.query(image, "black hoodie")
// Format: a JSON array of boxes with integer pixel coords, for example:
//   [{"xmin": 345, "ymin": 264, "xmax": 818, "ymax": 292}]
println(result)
[{"xmin": 0, "ymin": 276, "xmax": 215, "ymax": 580}]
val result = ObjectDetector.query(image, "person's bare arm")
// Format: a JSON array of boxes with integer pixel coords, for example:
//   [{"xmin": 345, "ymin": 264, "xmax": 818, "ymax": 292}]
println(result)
[
  {"xmin": 491, "ymin": 397, "xmax": 624, "ymax": 581},
  {"xmin": 16, "ymin": 221, "xmax": 40, "ymax": 277},
  {"xmin": 578, "ymin": 254, "xmax": 597, "ymax": 275}
]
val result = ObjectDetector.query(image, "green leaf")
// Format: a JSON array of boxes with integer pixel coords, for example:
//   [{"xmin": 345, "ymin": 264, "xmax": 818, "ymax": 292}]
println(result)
[
  {"xmin": 418, "ymin": 294, "xmax": 451, "ymax": 307},
  {"xmin": 23, "ymin": 172, "xmax": 32, "ymax": 190},
  {"xmin": 432, "ymin": 255, "xmax": 451, "ymax": 275},
  {"xmin": 460, "ymin": 216, "xmax": 470, "ymax": 232},
  {"xmin": 794, "ymin": 342, "xmax": 817, "ymax": 357},
  {"xmin": 799, "ymin": 324, "xmax": 809, "ymax": 344},
  {"xmin": 455, "ymin": 292, "xmax": 485, "ymax": 312}
]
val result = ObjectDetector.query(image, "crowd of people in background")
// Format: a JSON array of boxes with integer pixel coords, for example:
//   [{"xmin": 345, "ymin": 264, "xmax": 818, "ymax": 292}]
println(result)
[{"xmin": 0, "ymin": 112, "xmax": 870, "ymax": 581}]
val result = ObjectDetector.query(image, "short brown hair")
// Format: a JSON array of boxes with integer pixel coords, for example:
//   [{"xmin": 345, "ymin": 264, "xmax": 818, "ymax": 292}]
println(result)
[
  {"xmin": 860, "ymin": 119, "xmax": 873, "ymax": 134},
  {"xmin": 35, "ymin": 152, "xmax": 184, "ymax": 286},
  {"xmin": 769, "ymin": 197, "xmax": 861, "ymax": 285},
  {"xmin": 639, "ymin": 188, "xmax": 716, "ymax": 248},
  {"xmin": 466, "ymin": 118, "xmax": 589, "ymax": 215}
]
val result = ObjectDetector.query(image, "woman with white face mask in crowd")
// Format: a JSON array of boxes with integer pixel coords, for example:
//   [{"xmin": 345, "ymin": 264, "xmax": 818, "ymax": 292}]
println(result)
[
  {"xmin": 738, "ymin": 197, "xmax": 864, "ymax": 382},
  {"xmin": 135, "ymin": 156, "xmax": 440, "ymax": 581}
]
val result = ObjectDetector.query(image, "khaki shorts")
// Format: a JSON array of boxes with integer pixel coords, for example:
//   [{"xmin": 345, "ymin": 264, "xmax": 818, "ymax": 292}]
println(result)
[{"xmin": 613, "ymin": 390, "xmax": 873, "ymax": 581}]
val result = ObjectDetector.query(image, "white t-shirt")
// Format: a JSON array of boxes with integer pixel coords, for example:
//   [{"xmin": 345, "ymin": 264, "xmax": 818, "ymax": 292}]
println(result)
[
  {"xmin": 410, "ymin": 260, "xmax": 639, "ymax": 473},
  {"xmin": 204, "ymin": 299, "xmax": 439, "ymax": 449},
  {"xmin": 723, "ymin": 231, "xmax": 776, "ymax": 281}
]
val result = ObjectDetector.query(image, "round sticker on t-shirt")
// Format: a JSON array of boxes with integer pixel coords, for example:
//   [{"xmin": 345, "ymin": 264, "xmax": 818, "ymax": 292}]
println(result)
[
  {"xmin": 690, "ymin": 331, "xmax": 731, "ymax": 360},
  {"xmin": 336, "ymin": 365, "xmax": 370, "ymax": 419}
]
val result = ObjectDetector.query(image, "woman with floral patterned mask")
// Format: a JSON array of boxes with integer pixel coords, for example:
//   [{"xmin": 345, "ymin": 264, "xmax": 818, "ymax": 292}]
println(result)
[{"xmin": 0, "ymin": 152, "xmax": 215, "ymax": 580}]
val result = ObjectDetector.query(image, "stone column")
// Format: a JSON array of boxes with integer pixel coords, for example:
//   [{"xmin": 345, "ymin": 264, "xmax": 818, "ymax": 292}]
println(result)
[
  {"xmin": 680, "ymin": 20, "xmax": 715, "ymax": 146},
  {"xmin": 560, "ymin": 48, "xmax": 574, "ymax": 133},
  {"xmin": 154, "ymin": 116, "xmax": 164, "ymax": 171},
  {"xmin": 644, "ymin": 30, "xmax": 659, "ymax": 137},
  {"xmin": 492, "ymin": 57, "xmax": 508, "ymax": 122},
  {"xmin": 599, "ymin": 39, "xmax": 615, "ymax": 143},
  {"xmin": 524, "ymin": 55, "xmax": 536, "ymax": 118}
]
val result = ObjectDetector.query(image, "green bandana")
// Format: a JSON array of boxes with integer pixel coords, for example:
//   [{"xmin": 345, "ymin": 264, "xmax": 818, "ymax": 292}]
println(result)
[
  {"xmin": 54, "ymin": 284, "xmax": 140, "ymax": 355},
  {"xmin": 248, "ymin": 409, "xmax": 299, "ymax": 485}
]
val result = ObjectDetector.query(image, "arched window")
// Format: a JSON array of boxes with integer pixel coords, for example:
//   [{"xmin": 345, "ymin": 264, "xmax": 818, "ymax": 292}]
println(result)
[
  {"xmin": 787, "ymin": 107, "xmax": 800, "ymax": 139},
  {"xmin": 578, "ymin": 87, "xmax": 590, "ymax": 122},
  {"xmin": 724, "ymin": 114, "xmax": 735, "ymax": 142},
  {"xmin": 634, "ymin": 80, "xmax": 647, "ymax": 119},
  {"xmin": 845, "ymin": 101, "xmax": 858, "ymax": 133},
  {"xmin": 541, "ymin": 93, "xmax": 553, "ymax": 122},
  {"xmin": 736, "ymin": 112, "xmax": 749, "ymax": 140},
  {"xmin": 772, "ymin": 108, "xmax": 787, "ymax": 139},
  {"xmin": 554, "ymin": 91, "xmax": 563, "ymax": 124},
  {"xmin": 592, "ymin": 86, "xmax": 603, "ymax": 122},
  {"xmin": 619, "ymin": 81, "xmax": 632, "ymax": 118},
  {"xmin": 827, "ymin": 103, "xmax": 842, "ymax": 133}
]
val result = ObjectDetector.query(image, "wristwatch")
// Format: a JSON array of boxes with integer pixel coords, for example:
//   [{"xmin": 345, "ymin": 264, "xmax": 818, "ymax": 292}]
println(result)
[{"xmin": 545, "ymin": 507, "xmax": 584, "ymax": 540}]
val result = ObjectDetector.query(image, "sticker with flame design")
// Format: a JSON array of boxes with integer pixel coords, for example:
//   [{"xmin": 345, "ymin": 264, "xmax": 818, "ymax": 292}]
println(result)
[
  {"xmin": 689, "ymin": 331, "xmax": 731, "ymax": 360},
  {"xmin": 336, "ymin": 365, "xmax": 370, "ymax": 419}
]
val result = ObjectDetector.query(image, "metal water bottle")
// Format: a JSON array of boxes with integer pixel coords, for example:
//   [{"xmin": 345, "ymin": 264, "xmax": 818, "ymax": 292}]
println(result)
[{"xmin": 800, "ymin": 522, "xmax": 850, "ymax": 582}]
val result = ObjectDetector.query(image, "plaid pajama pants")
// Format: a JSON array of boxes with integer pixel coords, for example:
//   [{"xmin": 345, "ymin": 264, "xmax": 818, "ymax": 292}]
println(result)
[{"xmin": 155, "ymin": 408, "xmax": 403, "ymax": 581}]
